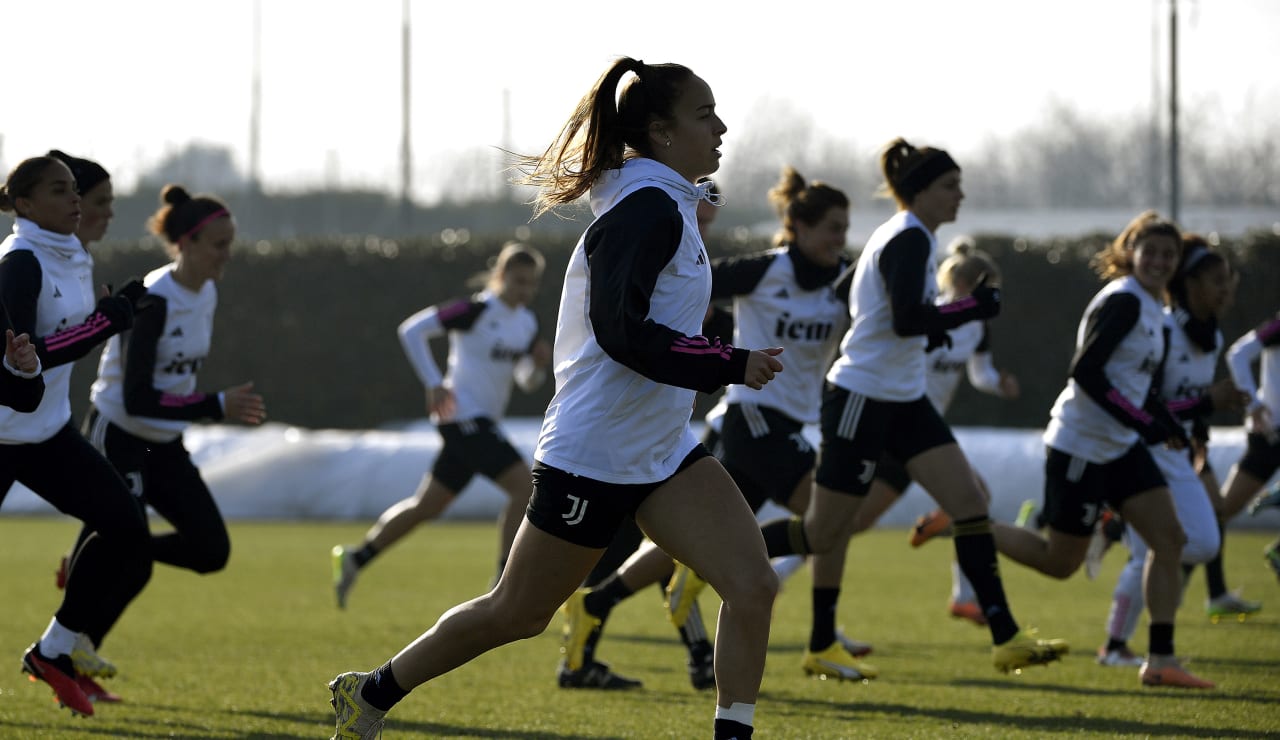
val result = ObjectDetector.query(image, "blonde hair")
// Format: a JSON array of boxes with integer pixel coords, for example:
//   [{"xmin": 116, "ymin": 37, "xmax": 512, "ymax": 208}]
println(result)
[
  {"xmin": 469, "ymin": 241, "xmax": 546, "ymax": 291},
  {"xmin": 937, "ymin": 237, "xmax": 1000, "ymax": 295}
]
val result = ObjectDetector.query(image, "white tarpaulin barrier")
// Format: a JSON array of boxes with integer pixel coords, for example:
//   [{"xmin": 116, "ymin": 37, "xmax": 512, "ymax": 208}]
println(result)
[{"xmin": 3, "ymin": 420, "xmax": 1276, "ymax": 530}]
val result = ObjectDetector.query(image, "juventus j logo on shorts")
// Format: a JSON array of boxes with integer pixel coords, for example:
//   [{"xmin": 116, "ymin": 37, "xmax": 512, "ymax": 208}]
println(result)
[{"xmin": 562, "ymin": 494, "xmax": 588, "ymax": 526}]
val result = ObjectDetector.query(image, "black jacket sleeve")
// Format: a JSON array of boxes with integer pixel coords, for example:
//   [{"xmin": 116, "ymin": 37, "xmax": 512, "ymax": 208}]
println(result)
[
  {"xmin": 0, "ymin": 364, "xmax": 43, "ymax": 412},
  {"xmin": 0, "ymin": 250, "xmax": 133, "ymax": 369},
  {"xmin": 436, "ymin": 298, "xmax": 488, "ymax": 331},
  {"xmin": 121, "ymin": 294, "xmax": 223, "ymax": 420},
  {"xmin": 1071, "ymin": 293, "xmax": 1184, "ymax": 445},
  {"xmin": 0, "ymin": 288, "xmax": 44, "ymax": 412},
  {"xmin": 702, "ymin": 306, "xmax": 735, "ymax": 345},
  {"xmin": 709, "ymin": 252, "xmax": 775, "ymax": 301},
  {"xmin": 879, "ymin": 229, "xmax": 994, "ymax": 337},
  {"xmin": 585, "ymin": 188, "xmax": 749, "ymax": 393}
]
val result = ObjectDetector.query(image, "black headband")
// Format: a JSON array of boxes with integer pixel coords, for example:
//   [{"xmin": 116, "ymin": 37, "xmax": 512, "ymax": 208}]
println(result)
[
  {"xmin": 895, "ymin": 150, "xmax": 959, "ymax": 201},
  {"xmin": 1179, "ymin": 244, "xmax": 1213, "ymax": 275},
  {"xmin": 47, "ymin": 150, "xmax": 109, "ymax": 196}
]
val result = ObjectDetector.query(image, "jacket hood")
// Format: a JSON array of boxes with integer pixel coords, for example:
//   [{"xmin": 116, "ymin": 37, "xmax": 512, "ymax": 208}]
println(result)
[
  {"xmin": 589, "ymin": 158, "xmax": 720, "ymax": 217},
  {"xmin": 9, "ymin": 217, "xmax": 84, "ymax": 259}
]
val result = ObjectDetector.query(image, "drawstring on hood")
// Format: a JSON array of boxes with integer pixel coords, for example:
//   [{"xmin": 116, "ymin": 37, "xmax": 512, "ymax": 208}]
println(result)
[{"xmin": 591, "ymin": 159, "xmax": 720, "ymax": 217}]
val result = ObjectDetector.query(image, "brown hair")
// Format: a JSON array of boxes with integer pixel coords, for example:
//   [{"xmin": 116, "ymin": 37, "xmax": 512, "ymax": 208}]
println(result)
[
  {"xmin": 938, "ymin": 237, "xmax": 1001, "ymax": 294},
  {"xmin": 147, "ymin": 184, "xmax": 232, "ymax": 249},
  {"xmin": 766, "ymin": 166, "xmax": 850, "ymax": 247},
  {"xmin": 1090, "ymin": 209, "xmax": 1182, "ymax": 281},
  {"xmin": 0, "ymin": 156, "xmax": 63, "ymax": 215},
  {"xmin": 877, "ymin": 137, "xmax": 959, "ymax": 209},
  {"xmin": 514, "ymin": 57, "xmax": 695, "ymax": 218},
  {"xmin": 1168, "ymin": 233, "xmax": 1228, "ymax": 309}
]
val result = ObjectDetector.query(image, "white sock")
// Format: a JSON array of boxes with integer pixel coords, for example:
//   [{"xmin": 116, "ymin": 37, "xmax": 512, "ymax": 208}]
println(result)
[
  {"xmin": 771, "ymin": 555, "xmax": 805, "ymax": 582},
  {"xmin": 38, "ymin": 618, "xmax": 77, "ymax": 657},
  {"xmin": 715, "ymin": 702, "xmax": 755, "ymax": 726},
  {"xmin": 951, "ymin": 561, "xmax": 976, "ymax": 603}
]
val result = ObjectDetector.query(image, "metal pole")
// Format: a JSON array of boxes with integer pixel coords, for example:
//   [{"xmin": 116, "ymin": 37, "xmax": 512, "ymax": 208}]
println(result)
[
  {"xmin": 400, "ymin": 0, "xmax": 412, "ymax": 229},
  {"xmin": 1169, "ymin": 0, "xmax": 1180, "ymax": 222},
  {"xmin": 249, "ymin": 0, "xmax": 261, "ymax": 195}
]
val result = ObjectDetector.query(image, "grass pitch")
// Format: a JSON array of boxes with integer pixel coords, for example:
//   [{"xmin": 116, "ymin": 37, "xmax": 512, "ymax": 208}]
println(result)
[{"xmin": 0, "ymin": 517, "xmax": 1276, "ymax": 738}]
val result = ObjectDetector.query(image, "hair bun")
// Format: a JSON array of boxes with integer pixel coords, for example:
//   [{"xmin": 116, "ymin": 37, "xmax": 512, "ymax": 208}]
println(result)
[
  {"xmin": 947, "ymin": 236, "xmax": 976, "ymax": 256},
  {"xmin": 160, "ymin": 184, "xmax": 192, "ymax": 206}
]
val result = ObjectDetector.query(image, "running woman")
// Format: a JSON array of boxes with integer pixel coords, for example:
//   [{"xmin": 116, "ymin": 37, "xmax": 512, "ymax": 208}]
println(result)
[
  {"xmin": 0, "ymin": 154, "xmax": 152, "ymax": 716},
  {"xmin": 1219, "ymin": 306, "xmax": 1280, "ymax": 578},
  {"xmin": 561, "ymin": 165, "xmax": 860, "ymax": 688},
  {"xmin": 756, "ymin": 137, "xmax": 1068, "ymax": 676},
  {"xmin": 991, "ymin": 210, "xmax": 1212, "ymax": 688},
  {"xmin": 1095, "ymin": 237, "xmax": 1248, "ymax": 667},
  {"xmin": 845, "ymin": 238, "xmax": 1021, "ymax": 628},
  {"xmin": 556, "ymin": 181, "xmax": 726, "ymax": 693},
  {"xmin": 66, "ymin": 185, "xmax": 266, "ymax": 698},
  {"xmin": 329, "ymin": 57, "xmax": 784, "ymax": 740},
  {"xmin": 330, "ymin": 241, "xmax": 549, "ymax": 607}
]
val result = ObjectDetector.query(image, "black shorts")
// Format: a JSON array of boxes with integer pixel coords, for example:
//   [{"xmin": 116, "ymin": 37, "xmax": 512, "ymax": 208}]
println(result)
[
  {"xmin": 1238, "ymin": 431, "xmax": 1280, "ymax": 482},
  {"xmin": 716, "ymin": 403, "xmax": 814, "ymax": 513},
  {"xmin": 874, "ymin": 453, "xmax": 913, "ymax": 495},
  {"xmin": 814, "ymin": 385, "xmax": 955, "ymax": 496},
  {"xmin": 525, "ymin": 445, "xmax": 711, "ymax": 549},
  {"xmin": 1042, "ymin": 443, "xmax": 1167, "ymax": 537},
  {"xmin": 431, "ymin": 417, "xmax": 524, "ymax": 492}
]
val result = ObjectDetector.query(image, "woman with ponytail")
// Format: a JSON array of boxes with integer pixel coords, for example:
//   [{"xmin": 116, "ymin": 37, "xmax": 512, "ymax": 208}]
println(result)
[
  {"xmin": 0, "ymin": 154, "xmax": 151, "ymax": 717},
  {"xmin": 839, "ymin": 237, "xmax": 1022, "ymax": 629},
  {"xmin": 330, "ymin": 57, "xmax": 783, "ymax": 740},
  {"xmin": 756, "ymin": 137, "xmax": 1068, "ymax": 677},
  {"xmin": 64, "ymin": 185, "xmax": 265, "ymax": 700}
]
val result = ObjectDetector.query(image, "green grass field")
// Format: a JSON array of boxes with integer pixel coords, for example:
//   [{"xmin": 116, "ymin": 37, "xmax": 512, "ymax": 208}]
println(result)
[{"xmin": 0, "ymin": 517, "xmax": 1277, "ymax": 739}]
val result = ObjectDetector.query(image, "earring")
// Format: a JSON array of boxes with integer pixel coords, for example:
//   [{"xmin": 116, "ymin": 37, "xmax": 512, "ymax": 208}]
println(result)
[{"xmin": 664, "ymin": 140, "xmax": 672, "ymax": 148}]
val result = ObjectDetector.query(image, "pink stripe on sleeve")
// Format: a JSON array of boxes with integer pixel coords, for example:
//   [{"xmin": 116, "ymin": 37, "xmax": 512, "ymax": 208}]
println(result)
[
  {"xmin": 1166, "ymin": 398, "xmax": 1199, "ymax": 413},
  {"xmin": 159, "ymin": 392, "xmax": 208, "ymax": 408},
  {"xmin": 1106, "ymin": 388, "xmax": 1154, "ymax": 425},
  {"xmin": 1258, "ymin": 319, "xmax": 1280, "ymax": 345},
  {"xmin": 44, "ymin": 314, "xmax": 113, "ymax": 351},
  {"xmin": 938, "ymin": 296, "xmax": 978, "ymax": 315},
  {"xmin": 436, "ymin": 300, "xmax": 472, "ymax": 323}
]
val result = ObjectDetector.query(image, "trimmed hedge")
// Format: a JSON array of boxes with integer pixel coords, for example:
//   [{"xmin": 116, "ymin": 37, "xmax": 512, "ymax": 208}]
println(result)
[{"xmin": 74, "ymin": 231, "xmax": 1278, "ymax": 430}]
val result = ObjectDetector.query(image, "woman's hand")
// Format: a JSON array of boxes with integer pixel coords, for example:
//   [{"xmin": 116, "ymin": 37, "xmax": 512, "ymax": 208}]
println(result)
[
  {"xmin": 223, "ymin": 381, "xmax": 267, "ymax": 425},
  {"xmin": 743, "ymin": 347, "xmax": 784, "ymax": 390},
  {"xmin": 5, "ymin": 329, "xmax": 38, "ymax": 374},
  {"xmin": 531, "ymin": 339, "xmax": 552, "ymax": 368},
  {"xmin": 428, "ymin": 386, "xmax": 457, "ymax": 421},
  {"xmin": 1208, "ymin": 378, "xmax": 1250, "ymax": 412},
  {"xmin": 999, "ymin": 371, "xmax": 1021, "ymax": 400}
]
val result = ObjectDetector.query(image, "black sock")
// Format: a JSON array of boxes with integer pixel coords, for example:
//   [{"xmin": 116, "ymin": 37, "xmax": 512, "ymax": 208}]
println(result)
[
  {"xmin": 1149, "ymin": 622, "xmax": 1174, "ymax": 656},
  {"xmin": 584, "ymin": 574, "xmax": 635, "ymax": 621},
  {"xmin": 952, "ymin": 517, "xmax": 1019, "ymax": 644},
  {"xmin": 676, "ymin": 597, "xmax": 713, "ymax": 653},
  {"xmin": 360, "ymin": 661, "xmax": 409, "ymax": 712},
  {"xmin": 581, "ymin": 624, "xmax": 605, "ymax": 666},
  {"xmin": 687, "ymin": 635, "xmax": 713, "ymax": 664},
  {"xmin": 352, "ymin": 542, "xmax": 380, "ymax": 568},
  {"xmin": 1106, "ymin": 637, "xmax": 1128, "ymax": 652},
  {"xmin": 760, "ymin": 517, "xmax": 809, "ymax": 558},
  {"xmin": 714, "ymin": 718, "xmax": 753, "ymax": 739},
  {"xmin": 1204, "ymin": 523, "xmax": 1227, "ymax": 599},
  {"xmin": 808, "ymin": 587, "xmax": 839, "ymax": 652}
]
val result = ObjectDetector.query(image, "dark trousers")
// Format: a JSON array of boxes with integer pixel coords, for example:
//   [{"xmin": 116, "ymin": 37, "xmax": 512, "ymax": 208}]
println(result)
[{"xmin": 0, "ymin": 422, "xmax": 153, "ymax": 637}]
